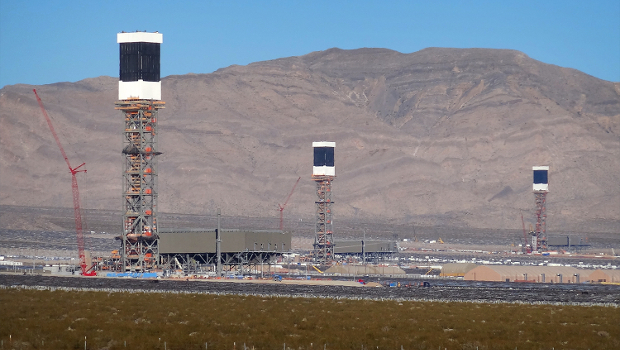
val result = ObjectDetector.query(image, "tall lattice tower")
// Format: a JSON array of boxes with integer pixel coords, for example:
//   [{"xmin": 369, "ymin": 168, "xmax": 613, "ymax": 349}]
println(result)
[
  {"xmin": 312, "ymin": 142, "xmax": 335, "ymax": 264},
  {"xmin": 115, "ymin": 32, "xmax": 164, "ymax": 271},
  {"xmin": 532, "ymin": 166, "xmax": 549, "ymax": 252}
]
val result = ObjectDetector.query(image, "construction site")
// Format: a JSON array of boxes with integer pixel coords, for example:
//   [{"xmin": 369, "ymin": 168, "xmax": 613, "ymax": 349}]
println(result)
[
  {"xmin": 6, "ymin": 31, "xmax": 618, "ymax": 286},
  {"xmin": 19, "ymin": 31, "xmax": 404, "ymax": 280}
]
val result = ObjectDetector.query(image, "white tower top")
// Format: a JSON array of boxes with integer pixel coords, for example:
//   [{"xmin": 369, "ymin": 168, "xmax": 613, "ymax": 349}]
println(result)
[
  {"xmin": 533, "ymin": 166, "xmax": 549, "ymax": 192},
  {"xmin": 118, "ymin": 31, "xmax": 162, "ymax": 100},
  {"xmin": 117, "ymin": 32, "xmax": 163, "ymax": 44},
  {"xmin": 313, "ymin": 142, "xmax": 335, "ymax": 176}
]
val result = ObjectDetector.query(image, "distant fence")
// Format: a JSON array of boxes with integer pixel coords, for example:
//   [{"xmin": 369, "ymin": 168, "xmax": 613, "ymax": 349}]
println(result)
[{"xmin": 106, "ymin": 272, "xmax": 158, "ymax": 278}]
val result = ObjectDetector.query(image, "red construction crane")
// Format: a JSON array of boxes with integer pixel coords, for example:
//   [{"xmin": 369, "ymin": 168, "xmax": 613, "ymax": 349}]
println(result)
[
  {"xmin": 33, "ymin": 89, "xmax": 96, "ymax": 276},
  {"xmin": 278, "ymin": 177, "xmax": 301, "ymax": 230}
]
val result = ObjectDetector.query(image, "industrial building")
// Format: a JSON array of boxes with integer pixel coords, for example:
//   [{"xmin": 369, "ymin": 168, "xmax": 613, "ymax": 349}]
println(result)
[
  {"xmin": 333, "ymin": 239, "xmax": 398, "ymax": 261},
  {"xmin": 463, "ymin": 265, "xmax": 591, "ymax": 283},
  {"xmin": 588, "ymin": 269, "xmax": 620, "ymax": 283},
  {"xmin": 546, "ymin": 236, "xmax": 590, "ymax": 252},
  {"xmin": 158, "ymin": 229, "xmax": 291, "ymax": 275}
]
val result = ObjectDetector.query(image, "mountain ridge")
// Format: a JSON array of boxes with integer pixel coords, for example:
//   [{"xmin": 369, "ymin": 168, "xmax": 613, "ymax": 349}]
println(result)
[{"xmin": 1, "ymin": 47, "xmax": 619, "ymax": 234}]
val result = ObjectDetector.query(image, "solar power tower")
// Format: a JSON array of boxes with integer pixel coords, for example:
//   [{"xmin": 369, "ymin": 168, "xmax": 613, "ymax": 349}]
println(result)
[
  {"xmin": 115, "ymin": 32, "xmax": 164, "ymax": 271},
  {"xmin": 532, "ymin": 166, "xmax": 549, "ymax": 252},
  {"xmin": 312, "ymin": 142, "xmax": 335, "ymax": 264}
]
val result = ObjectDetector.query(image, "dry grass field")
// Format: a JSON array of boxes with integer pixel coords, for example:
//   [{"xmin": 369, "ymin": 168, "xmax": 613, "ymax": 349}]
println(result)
[{"xmin": 1, "ymin": 288, "xmax": 619, "ymax": 350}]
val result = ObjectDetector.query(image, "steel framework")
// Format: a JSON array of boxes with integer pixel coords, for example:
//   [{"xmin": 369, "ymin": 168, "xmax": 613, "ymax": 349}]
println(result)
[
  {"xmin": 534, "ymin": 191, "xmax": 547, "ymax": 251},
  {"xmin": 313, "ymin": 176, "xmax": 334, "ymax": 263},
  {"xmin": 116, "ymin": 99, "xmax": 165, "ymax": 271},
  {"xmin": 160, "ymin": 251, "xmax": 281, "ymax": 276}
]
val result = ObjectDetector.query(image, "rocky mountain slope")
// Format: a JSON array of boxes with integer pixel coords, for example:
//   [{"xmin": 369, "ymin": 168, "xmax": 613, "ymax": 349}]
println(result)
[{"xmin": 1, "ymin": 48, "xmax": 619, "ymax": 233}]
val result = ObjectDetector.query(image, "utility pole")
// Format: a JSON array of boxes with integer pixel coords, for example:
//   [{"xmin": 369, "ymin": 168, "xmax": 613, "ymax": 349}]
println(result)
[
  {"xmin": 362, "ymin": 230, "xmax": 366, "ymax": 266},
  {"xmin": 216, "ymin": 208, "xmax": 222, "ymax": 277}
]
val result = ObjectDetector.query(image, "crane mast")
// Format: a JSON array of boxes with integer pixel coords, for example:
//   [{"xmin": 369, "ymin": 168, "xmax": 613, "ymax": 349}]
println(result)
[
  {"xmin": 33, "ymin": 89, "xmax": 95, "ymax": 276},
  {"xmin": 279, "ymin": 177, "xmax": 301, "ymax": 230}
]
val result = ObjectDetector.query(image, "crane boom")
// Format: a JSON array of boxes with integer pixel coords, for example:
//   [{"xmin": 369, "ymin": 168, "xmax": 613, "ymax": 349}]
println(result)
[
  {"xmin": 279, "ymin": 176, "xmax": 301, "ymax": 230},
  {"xmin": 33, "ymin": 89, "xmax": 95, "ymax": 276}
]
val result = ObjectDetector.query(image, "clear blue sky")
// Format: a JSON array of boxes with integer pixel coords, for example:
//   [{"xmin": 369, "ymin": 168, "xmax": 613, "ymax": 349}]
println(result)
[{"xmin": 1, "ymin": 0, "xmax": 619, "ymax": 88}]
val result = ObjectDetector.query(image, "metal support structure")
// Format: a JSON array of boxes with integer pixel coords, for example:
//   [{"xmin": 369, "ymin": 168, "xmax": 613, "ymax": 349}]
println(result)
[
  {"xmin": 216, "ymin": 209, "xmax": 222, "ymax": 276},
  {"xmin": 160, "ymin": 251, "xmax": 280, "ymax": 276},
  {"xmin": 313, "ymin": 176, "xmax": 334, "ymax": 264},
  {"xmin": 362, "ymin": 230, "xmax": 366, "ymax": 265},
  {"xmin": 116, "ymin": 99, "xmax": 165, "ymax": 271},
  {"xmin": 534, "ymin": 191, "xmax": 547, "ymax": 251}
]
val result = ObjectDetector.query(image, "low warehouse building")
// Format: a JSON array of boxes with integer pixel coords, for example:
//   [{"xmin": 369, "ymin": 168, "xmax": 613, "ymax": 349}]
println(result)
[
  {"xmin": 158, "ymin": 229, "xmax": 291, "ymax": 275},
  {"xmin": 587, "ymin": 269, "xmax": 620, "ymax": 283},
  {"xmin": 334, "ymin": 239, "xmax": 398, "ymax": 260},
  {"xmin": 464, "ymin": 265, "xmax": 592, "ymax": 283},
  {"xmin": 546, "ymin": 236, "xmax": 589, "ymax": 251},
  {"xmin": 159, "ymin": 229, "xmax": 290, "ymax": 254}
]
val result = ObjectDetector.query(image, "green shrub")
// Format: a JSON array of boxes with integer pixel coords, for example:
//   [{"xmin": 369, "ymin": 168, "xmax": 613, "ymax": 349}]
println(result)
[{"xmin": 1, "ymin": 288, "xmax": 618, "ymax": 349}]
